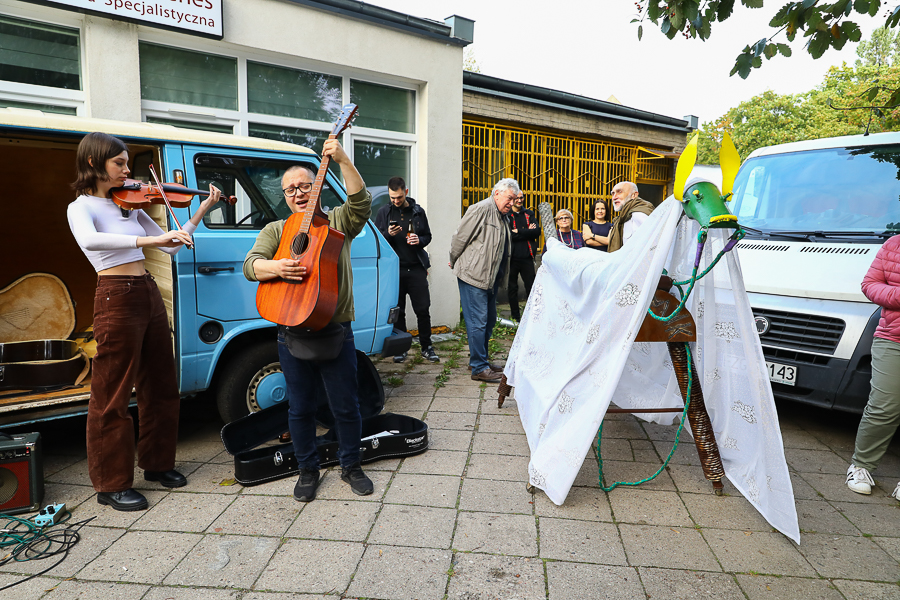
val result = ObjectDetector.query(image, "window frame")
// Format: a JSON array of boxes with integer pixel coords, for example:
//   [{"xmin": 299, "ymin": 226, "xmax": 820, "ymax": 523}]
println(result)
[
  {"xmin": 136, "ymin": 30, "xmax": 420, "ymax": 197},
  {"xmin": 0, "ymin": 6, "xmax": 86, "ymax": 115}
]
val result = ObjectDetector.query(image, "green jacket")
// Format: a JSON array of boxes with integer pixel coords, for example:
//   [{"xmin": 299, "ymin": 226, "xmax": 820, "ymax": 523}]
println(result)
[{"xmin": 243, "ymin": 187, "xmax": 372, "ymax": 323}]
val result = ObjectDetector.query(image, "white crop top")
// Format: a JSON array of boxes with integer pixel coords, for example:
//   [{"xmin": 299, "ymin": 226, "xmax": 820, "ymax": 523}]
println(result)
[{"xmin": 67, "ymin": 194, "xmax": 197, "ymax": 272}]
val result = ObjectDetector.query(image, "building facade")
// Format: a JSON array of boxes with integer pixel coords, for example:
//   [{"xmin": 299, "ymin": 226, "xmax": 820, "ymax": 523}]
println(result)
[
  {"xmin": 462, "ymin": 72, "xmax": 694, "ymax": 247},
  {"xmin": 0, "ymin": 0, "xmax": 469, "ymax": 328}
]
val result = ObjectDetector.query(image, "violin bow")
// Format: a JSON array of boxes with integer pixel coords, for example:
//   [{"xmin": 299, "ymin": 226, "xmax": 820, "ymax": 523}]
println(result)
[{"xmin": 148, "ymin": 164, "xmax": 193, "ymax": 249}]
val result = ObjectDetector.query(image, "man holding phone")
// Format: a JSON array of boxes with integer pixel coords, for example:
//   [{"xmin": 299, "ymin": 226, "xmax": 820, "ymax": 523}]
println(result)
[{"xmin": 373, "ymin": 177, "xmax": 438, "ymax": 364}]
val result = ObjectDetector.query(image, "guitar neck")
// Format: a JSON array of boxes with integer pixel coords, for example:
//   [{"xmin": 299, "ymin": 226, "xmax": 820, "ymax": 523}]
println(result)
[{"xmin": 298, "ymin": 134, "xmax": 336, "ymax": 232}]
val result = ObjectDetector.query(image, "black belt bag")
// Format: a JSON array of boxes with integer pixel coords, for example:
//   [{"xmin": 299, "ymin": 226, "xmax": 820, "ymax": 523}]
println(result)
[{"xmin": 281, "ymin": 322, "xmax": 345, "ymax": 361}]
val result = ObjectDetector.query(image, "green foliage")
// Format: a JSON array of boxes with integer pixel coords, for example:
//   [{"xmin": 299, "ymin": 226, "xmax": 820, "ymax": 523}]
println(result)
[
  {"xmin": 695, "ymin": 57, "xmax": 900, "ymax": 164},
  {"xmin": 633, "ymin": 0, "xmax": 892, "ymax": 79},
  {"xmin": 855, "ymin": 26, "xmax": 900, "ymax": 67}
]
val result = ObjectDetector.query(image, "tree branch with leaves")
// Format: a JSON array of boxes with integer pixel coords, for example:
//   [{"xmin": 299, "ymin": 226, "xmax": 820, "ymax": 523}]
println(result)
[{"xmin": 633, "ymin": 0, "xmax": 896, "ymax": 78}]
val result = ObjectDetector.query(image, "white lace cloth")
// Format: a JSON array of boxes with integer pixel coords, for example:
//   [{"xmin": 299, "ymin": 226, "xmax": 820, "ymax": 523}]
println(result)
[{"xmin": 506, "ymin": 197, "xmax": 800, "ymax": 543}]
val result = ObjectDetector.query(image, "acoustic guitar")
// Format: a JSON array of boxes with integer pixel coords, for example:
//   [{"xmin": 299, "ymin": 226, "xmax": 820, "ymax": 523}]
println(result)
[{"xmin": 255, "ymin": 103, "xmax": 358, "ymax": 330}]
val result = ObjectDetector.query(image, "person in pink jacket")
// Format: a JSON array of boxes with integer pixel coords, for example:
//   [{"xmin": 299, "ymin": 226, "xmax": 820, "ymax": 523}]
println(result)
[{"xmin": 846, "ymin": 234, "xmax": 900, "ymax": 500}]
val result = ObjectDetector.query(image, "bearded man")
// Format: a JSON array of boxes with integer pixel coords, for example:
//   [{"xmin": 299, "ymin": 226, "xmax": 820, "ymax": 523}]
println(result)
[{"xmin": 606, "ymin": 181, "xmax": 655, "ymax": 252}]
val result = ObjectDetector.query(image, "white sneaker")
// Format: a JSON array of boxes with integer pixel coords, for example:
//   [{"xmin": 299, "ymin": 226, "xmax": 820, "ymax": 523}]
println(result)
[
  {"xmin": 846, "ymin": 464, "xmax": 874, "ymax": 495},
  {"xmin": 891, "ymin": 481, "xmax": 900, "ymax": 502}
]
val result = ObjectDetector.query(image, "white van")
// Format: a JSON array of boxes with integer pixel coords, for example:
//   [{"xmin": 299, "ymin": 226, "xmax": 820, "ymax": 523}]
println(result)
[{"xmin": 730, "ymin": 132, "xmax": 900, "ymax": 413}]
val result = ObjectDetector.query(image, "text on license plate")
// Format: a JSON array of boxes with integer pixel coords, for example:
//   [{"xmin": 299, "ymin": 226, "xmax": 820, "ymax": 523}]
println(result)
[{"xmin": 766, "ymin": 361, "xmax": 797, "ymax": 386}]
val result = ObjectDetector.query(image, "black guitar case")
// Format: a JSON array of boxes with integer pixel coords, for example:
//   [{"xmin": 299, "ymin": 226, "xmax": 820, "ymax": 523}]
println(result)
[{"xmin": 220, "ymin": 352, "xmax": 428, "ymax": 486}]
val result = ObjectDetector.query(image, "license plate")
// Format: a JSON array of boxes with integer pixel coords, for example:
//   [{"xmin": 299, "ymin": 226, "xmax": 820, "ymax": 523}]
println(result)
[{"xmin": 766, "ymin": 361, "xmax": 797, "ymax": 386}]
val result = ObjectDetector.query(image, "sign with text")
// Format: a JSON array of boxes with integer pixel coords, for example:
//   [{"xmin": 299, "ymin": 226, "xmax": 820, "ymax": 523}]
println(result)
[{"xmin": 26, "ymin": 0, "xmax": 223, "ymax": 38}]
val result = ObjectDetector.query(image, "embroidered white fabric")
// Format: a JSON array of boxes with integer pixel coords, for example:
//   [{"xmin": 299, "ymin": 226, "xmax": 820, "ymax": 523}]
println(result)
[{"xmin": 506, "ymin": 197, "xmax": 800, "ymax": 543}]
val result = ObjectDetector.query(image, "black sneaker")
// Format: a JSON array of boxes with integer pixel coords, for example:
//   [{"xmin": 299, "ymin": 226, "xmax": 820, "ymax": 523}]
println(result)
[
  {"xmin": 393, "ymin": 352, "xmax": 407, "ymax": 363},
  {"xmin": 340, "ymin": 462, "xmax": 374, "ymax": 496},
  {"xmin": 293, "ymin": 468, "xmax": 320, "ymax": 502},
  {"xmin": 421, "ymin": 346, "xmax": 440, "ymax": 363}
]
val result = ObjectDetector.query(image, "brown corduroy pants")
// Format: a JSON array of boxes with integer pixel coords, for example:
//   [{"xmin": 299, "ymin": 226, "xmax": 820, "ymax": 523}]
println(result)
[{"xmin": 87, "ymin": 273, "xmax": 180, "ymax": 492}]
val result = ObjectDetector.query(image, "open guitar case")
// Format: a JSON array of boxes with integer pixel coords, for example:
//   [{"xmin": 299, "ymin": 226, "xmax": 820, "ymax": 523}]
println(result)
[
  {"xmin": 0, "ymin": 273, "xmax": 91, "ymax": 392},
  {"xmin": 220, "ymin": 350, "xmax": 428, "ymax": 486}
]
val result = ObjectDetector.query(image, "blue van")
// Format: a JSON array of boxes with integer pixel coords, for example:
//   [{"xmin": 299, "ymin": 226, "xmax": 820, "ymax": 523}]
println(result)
[{"xmin": 0, "ymin": 110, "xmax": 409, "ymax": 425}]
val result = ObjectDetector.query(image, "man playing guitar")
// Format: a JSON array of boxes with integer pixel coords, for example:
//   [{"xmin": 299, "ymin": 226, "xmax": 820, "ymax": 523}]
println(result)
[{"xmin": 243, "ymin": 138, "xmax": 373, "ymax": 502}]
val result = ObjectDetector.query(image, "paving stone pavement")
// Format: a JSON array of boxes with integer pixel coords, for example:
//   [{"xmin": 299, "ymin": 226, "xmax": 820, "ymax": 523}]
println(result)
[{"xmin": 3, "ymin": 332, "xmax": 900, "ymax": 600}]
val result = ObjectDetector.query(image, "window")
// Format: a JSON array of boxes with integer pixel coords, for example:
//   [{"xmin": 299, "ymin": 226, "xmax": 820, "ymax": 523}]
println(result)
[
  {"xmin": 0, "ymin": 15, "xmax": 80, "ymax": 90},
  {"xmin": 247, "ymin": 62, "xmax": 341, "ymax": 123},
  {"xmin": 731, "ymin": 146, "xmax": 900, "ymax": 232},
  {"xmin": 248, "ymin": 123, "xmax": 341, "ymax": 180},
  {"xmin": 139, "ymin": 42, "xmax": 237, "ymax": 110},
  {"xmin": 138, "ymin": 43, "xmax": 418, "ymax": 199},
  {"xmin": 354, "ymin": 140, "xmax": 410, "ymax": 191},
  {"xmin": 195, "ymin": 155, "xmax": 343, "ymax": 229},
  {"xmin": 350, "ymin": 80, "xmax": 415, "ymax": 133},
  {"xmin": 0, "ymin": 99, "xmax": 76, "ymax": 115}
]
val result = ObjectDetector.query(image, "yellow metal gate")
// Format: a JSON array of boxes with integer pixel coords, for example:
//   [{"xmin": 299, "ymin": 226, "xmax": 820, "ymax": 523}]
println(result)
[{"xmin": 462, "ymin": 120, "xmax": 671, "ymax": 249}]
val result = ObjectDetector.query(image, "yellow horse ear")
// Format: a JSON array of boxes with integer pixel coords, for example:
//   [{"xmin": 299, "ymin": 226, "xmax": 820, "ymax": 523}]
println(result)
[
  {"xmin": 674, "ymin": 132, "xmax": 699, "ymax": 202},
  {"xmin": 719, "ymin": 132, "xmax": 740, "ymax": 197}
]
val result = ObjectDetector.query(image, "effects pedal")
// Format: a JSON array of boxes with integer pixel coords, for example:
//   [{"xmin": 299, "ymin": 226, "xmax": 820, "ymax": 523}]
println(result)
[{"xmin": 33, "ymin": 503, "xmax": 66, "ymax": 527}]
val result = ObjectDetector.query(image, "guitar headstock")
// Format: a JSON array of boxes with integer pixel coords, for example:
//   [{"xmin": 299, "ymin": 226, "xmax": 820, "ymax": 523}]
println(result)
[{"xmin": 331, "ymin": 103, "xmax": 359, "ymax": 137}]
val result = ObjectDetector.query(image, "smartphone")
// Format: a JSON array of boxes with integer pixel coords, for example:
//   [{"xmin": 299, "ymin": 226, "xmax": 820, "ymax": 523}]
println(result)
[{"xmin": 389, "ymin": 220, "xmax": 399, "ymax": 227}]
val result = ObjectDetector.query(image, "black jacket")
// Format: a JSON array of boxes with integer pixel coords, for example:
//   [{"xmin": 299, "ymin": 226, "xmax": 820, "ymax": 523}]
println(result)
[
  {"xmin": 508, "ymin": 208, "xmax": 540, "ymax": 259},
  {"xmin": 374, "ymin": 197, "xmax": 433, "ymax": 269}
]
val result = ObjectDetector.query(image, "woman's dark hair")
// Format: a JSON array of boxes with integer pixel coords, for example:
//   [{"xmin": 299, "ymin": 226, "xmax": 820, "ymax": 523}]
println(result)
[
  {"xmin": 591, "ymin": 198, "xmax": 610, "ymax": 222},
  {"xmin": 71, "ymin": 132, "xmax": 129, "ymax": 196}
]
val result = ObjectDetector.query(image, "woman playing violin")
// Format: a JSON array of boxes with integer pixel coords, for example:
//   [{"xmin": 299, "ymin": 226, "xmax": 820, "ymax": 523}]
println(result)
[{"xmin": 67, "ymin": 132, "xmax": 223, "ymax": 512}]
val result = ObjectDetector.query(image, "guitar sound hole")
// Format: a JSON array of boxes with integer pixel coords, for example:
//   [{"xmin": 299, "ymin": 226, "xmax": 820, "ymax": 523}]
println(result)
[{"xmin": 290, "ymin": 233, "xmax": 309, "ymax": 259}]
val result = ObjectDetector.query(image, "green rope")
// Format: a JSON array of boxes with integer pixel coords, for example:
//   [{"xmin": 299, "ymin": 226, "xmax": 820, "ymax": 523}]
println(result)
[
  {"xmin": 596, "ymin": 343, "xmax": 693, "ymax": 491},
  {"xmin": 595, "ymin": 226, "xmax": 744, "ymax": 490},
  {"xmin": 648, "ymin": 228, "xmax": 746, "ymax": 323}
]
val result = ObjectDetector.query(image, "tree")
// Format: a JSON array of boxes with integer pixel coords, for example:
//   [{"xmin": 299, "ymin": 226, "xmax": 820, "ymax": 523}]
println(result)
[
  {"xmin": 695, "ymin": 24, "xmax": 900, "ymax": 163},
  {"xmin": 463, "ymin": 48, "xmax": 481, "ymax": 73},
  {"xmin": 855, "ymin": 25, "xmax": 900, "ymax": 66},
  {"xmin": 633, "ymin": 1, "xmax": 899, "ymax": 81}
]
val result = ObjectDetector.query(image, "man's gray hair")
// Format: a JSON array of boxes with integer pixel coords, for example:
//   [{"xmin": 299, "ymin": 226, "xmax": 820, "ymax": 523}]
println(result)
[
  {"xmin": 492, "ymin": 178, "xmax": 521, "ymax": 196},
  {"xmin": 616, "ymin": 181, "xmax": 639, "ymax": 195}
]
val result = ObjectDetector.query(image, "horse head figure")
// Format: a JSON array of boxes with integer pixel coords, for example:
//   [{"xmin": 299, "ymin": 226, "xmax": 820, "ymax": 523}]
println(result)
[{"xmin": 674, "ymin": 131, "xmax": 742, "ymax": 231}]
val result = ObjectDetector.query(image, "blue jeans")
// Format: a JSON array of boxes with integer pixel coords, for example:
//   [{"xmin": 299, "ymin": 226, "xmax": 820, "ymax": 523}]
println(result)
[
  {"xmin": 458, "ymin": 279, "xmax": 497, "ymax": 375},
  {"xmin": 277, "ymin": 322, "xmax": 361, "ymax": 469}
]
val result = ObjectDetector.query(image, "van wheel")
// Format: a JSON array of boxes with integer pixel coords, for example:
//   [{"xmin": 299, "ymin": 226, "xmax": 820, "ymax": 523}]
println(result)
[{"xmin": 216, "ymin": 342, "xmax": 287, "ymax": 423}]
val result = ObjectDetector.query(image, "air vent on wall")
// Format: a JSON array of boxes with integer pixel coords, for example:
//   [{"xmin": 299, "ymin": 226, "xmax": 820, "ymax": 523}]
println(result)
[
  {"xmin": 799, "ymin": 247, "xmax": 871, "ymax": 255},
  {"xmin": 737, "ymin": 243, "xmax": 790, "ymax": 252}
]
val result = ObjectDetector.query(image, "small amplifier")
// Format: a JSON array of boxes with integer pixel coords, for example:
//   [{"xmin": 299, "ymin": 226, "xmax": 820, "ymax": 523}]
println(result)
[{"xmin": 0, "ymin": 432, "xmax": 43, "ymax": 515}]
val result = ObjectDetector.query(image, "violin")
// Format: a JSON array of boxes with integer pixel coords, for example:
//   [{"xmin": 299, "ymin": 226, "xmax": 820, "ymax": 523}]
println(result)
[
  {"xmin": 111, "ymin": 180, "xmax": 237, "ymax": 210},
  {"xmin": 111, "ymin": 165, "xmax": 236, "ymax": 250}
]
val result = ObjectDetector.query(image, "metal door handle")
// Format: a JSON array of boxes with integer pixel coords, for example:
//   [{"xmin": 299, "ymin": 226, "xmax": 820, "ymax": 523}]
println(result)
[{"xmin": 198, "ymin": 266, "xmax": 235, "ymax": 274}]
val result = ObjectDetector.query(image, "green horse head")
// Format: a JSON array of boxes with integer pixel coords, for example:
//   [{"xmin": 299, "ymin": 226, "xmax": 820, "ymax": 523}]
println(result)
[{"xmin": 674, "ymin": 132, "xmax": 741, "ymax": 230}]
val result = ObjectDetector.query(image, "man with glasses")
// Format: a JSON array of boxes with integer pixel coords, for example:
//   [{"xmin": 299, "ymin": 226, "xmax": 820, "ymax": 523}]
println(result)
[
  {"xmin": 243, "ymin": 139, "xmax": 374, "ymax": 503},
  {"xmin": 449, "ymin": 178, "xmax": 517, "ymax": 382},
  {"xmin": 506, "ymin": 191, "xmax": 540, "ymax": 322}
]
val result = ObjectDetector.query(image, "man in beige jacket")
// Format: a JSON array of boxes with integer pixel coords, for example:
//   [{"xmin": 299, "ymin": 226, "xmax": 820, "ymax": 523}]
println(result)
[{"xmin": 449, "ymin": 178, "xmax": 518, "ymax": 382}]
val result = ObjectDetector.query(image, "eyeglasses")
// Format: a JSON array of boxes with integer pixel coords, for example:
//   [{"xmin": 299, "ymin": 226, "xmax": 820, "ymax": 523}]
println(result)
[
  {"xmin": 283, "ymin": 183, "xmax": 313, "ymax": 196},
  {"xmin": 555, "ymin": 216, "xmax": 571, "ymax": 221},
  {"xmin": 515, "ymin": 196, "xmax": 525, "ymax": 201}
]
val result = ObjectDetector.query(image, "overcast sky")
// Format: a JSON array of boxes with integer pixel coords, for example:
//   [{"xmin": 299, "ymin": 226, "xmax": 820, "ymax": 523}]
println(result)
[{"xmin": 370, "ymin": 0, "xmax": 877, "ymax": 125}]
